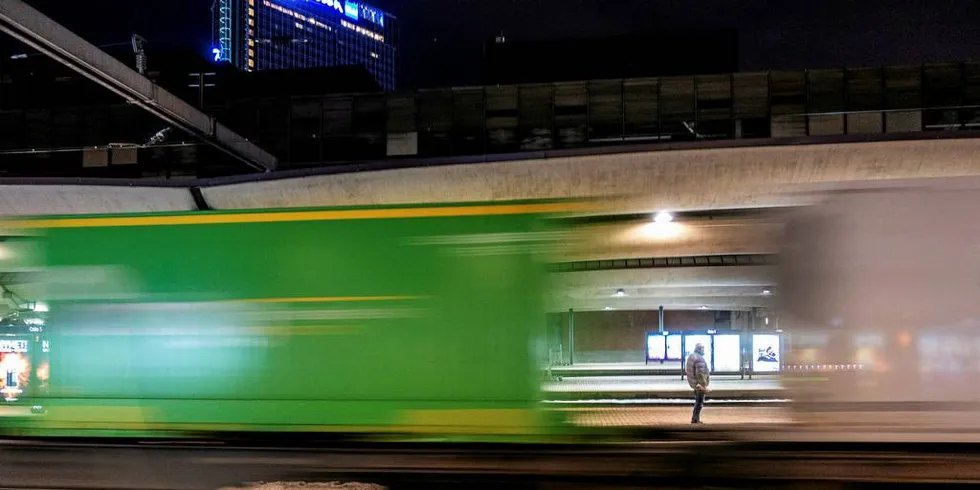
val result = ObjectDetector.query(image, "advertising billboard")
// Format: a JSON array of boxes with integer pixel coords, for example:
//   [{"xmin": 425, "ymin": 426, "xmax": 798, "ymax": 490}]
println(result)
[
  {"xmin": 714, "ymin": 334, "xmax": 742, "ymax": 372},
  {"xmin": 685, "ymin": 334, "xmax": 712, "ymax": 371},
  {"xmin": 752, "ymin": 334, "xmax": 781, "ymax": 372},
  {"xmin": 666, "ymin": 334, "xmax": 683, "ymax": 360},
  {"xmin": 646, "ymin": 333, "xmax": 666, "ymax": 361}
]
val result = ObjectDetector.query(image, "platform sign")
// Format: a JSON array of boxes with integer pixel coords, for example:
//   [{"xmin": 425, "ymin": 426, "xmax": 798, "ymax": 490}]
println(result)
[
  {"xmin": 646, "ymin": 333, "xmax": 666, "ymax": 361},
  {"xmin": 752, "ymin": 334, "xmax": 781, "ymax": 372},
  {"xmin": 665, "ymin": 334, "xmax": 683, "ymax": 360},
  {"xmin": 714, "ymin": 334, "xmax": 742, "ymax": 372},
  {"xmin": 685, "ymin": 334, "xmax": 713, "ymax": 371}
]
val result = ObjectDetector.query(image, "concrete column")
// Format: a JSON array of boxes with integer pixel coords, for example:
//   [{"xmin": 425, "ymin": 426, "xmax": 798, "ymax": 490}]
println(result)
[{"xmin": 568, "ymin": 308, "xmax": 575, "ymax": 366}]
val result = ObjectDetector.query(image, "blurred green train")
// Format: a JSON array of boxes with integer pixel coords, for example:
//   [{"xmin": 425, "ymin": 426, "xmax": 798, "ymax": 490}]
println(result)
[{"xmin": 0, "ymin": 200, "xmax": 584, "ymax": 441}]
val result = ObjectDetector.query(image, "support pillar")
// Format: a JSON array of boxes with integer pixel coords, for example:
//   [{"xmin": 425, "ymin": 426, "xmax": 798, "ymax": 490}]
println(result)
[{"xmin": 568, "ymin": 308, "xmax": 575, "ymax": 366}]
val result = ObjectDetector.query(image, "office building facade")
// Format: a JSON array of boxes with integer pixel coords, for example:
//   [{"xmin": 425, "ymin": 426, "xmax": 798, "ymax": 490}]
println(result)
[{"xmin": 213, "ymin": 0, "xmax": 397, "ymax": 91}]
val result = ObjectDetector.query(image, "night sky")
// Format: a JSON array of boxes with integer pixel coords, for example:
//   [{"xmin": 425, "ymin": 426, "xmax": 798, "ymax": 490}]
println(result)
[{"xmin": 20, "ymin": 0, "xmax": 980, "ymax": 88}]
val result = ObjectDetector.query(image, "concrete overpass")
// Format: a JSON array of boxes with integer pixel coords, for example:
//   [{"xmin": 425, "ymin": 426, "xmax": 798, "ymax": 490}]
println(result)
[{"xmin": 1, "ymin": 134, "xmax": 978, "ymax": 215}]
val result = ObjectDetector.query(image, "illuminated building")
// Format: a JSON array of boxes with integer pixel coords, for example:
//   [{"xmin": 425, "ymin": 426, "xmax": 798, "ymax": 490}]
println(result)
[{"xmin": 212, "ymin": 0, "xmax": 397, "ymax": 91}]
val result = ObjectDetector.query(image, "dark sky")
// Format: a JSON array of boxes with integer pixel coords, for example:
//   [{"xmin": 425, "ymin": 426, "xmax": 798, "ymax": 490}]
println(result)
[{"xmin": 20, "ymin": 0, "xmax": 980, "ymax": 87}]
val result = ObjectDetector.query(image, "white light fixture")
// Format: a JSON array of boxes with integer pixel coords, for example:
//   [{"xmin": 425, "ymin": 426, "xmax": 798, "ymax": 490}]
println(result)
[
  {"xmin": 615, "ymin": 289, "xmax": 626, "ymax": 297},
  {"xmin": 604, "ymin": 306, "xmax": 612, "ymax": 311},
  {"xmin": 765, "ymin": 317, "xmax": 770, "ymax": 325},
  {"xmin": 32, "ymin": 302, "xmax": 48, "ymax": 313},
  {"xmin": 654, "ymin": 211, "xmax": 673, "ymax": 224},
  {"xmin": 699, "ymin": 305, "xmax": 708, "ymax": 310},
  {"xmin": 762, "ymin": 289, "xmax": 772, "ymax": 296}
]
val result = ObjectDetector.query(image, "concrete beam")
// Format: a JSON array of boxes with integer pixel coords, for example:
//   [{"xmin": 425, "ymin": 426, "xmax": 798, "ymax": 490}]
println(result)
[
  {"xmin": 0, "ymin": 0, "xmax": 276, "ymax": 172},
  {"xmin": 0, "ymin": 185, "xmax": 195, "ymax": 216},
  {"xmin": 203, "ymin": 137, "xmax": 980, "ymax": 212},
  {"xmin": 551, "ymin": 267, "xmax": 776, "ymax": 311},
  {"xmin": 552, "ymin": 265, "xmax": 777, "ymax": 291},
  {"xmin": 559, "ymin": 218, "xmax": 782, "ymax": 261},
  {"xmin": 553, "ymin": 296, "xmax": 772, "ymax": 312}
]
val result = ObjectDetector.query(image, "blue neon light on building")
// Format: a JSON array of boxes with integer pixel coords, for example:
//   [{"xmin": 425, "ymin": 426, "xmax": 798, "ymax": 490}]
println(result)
[
  {"xmin": 344, "ymin": 1, "xmax": 359, "ymax": 20},
  {"xmin": 210, "ymin": 0, "xmax": 397, "ymax": 90}
]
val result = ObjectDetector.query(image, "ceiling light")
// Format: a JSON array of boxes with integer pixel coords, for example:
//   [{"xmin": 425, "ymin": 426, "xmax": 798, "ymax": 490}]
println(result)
[
  {"xmin": 699, "ymin": 305, "xmax": 708, "ymax": 310},
  {"xmin": 762, "ymin": 289, "xmax": 772, "ymax": 296},
  {"xmin": 653, "ymin": 211, "xmax": 673, "ymax": 224},
  {"xmin": 604, "ymin": 306, "xmax": 612, "ymax": 311},
  {"xmin": 615, "ymin": 289, "xmax": 626, "ymax": 297}
]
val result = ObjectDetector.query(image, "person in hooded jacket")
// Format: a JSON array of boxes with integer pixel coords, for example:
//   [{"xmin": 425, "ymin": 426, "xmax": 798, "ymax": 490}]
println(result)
[{"xmin": 685, "ymin": 342, "xmax": 710, "ymax": 424}]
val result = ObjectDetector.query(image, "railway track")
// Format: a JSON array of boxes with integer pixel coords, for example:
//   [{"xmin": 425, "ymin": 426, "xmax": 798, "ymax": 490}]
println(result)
[{"xmin": 2, "ymin": 439, "xmax": 980, "ymax": 489}]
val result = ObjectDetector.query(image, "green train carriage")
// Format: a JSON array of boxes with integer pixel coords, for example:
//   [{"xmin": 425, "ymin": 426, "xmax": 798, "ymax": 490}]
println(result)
[{"xmin": 0, "ymin": 200, "xmax": 584, "ymax": 441}]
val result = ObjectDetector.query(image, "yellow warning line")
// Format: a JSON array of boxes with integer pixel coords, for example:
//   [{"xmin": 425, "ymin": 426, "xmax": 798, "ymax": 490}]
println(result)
[
  {"xmin": 240, "ymin": 296, "xmax": 419, "ymax": 303},
  {"xmin": 4, "ymin": 202, "xmax": 593, "ymax": 229}
]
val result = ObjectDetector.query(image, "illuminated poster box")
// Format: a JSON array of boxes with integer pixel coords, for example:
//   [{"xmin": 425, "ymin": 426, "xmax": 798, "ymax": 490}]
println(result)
[
  {"xmin": 666, "ymin": 334, "xmax": 683, "ymax": 360},
  {"xmin": 646, "ymin": 333, "xmax": 666, "ymax": 361},
  {"xmin": 684, "ymin": 334, "xmax": 713, "ymax": 371},
  {"xmin": 713, "ymin": 334, "xmax": 742, "ymax": 372},
  {"xmin": 752, "ymin": 333, "xmax": 781, "ymax": 373}
]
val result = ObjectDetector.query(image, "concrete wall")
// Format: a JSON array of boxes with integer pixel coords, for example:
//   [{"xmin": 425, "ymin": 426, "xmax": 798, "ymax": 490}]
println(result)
[{"xmin": 554, "ymin": 309, "xmax": 731, "ymax": 364}]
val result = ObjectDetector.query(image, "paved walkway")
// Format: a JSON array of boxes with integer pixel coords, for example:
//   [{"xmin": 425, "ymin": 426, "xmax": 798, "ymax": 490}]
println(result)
[
  {"xmin": 559, "ymin": 406, "xmax": 794, "ymax": 427},
  {"xmin": 543, "ymin": 376, "xmax": 784, "ymax": 401}
]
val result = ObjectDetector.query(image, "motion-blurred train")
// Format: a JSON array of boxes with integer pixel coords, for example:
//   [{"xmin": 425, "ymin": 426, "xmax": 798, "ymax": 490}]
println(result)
[{"xmin": 0, "ymin": 200, "xmax": 585, "ymax": 441}]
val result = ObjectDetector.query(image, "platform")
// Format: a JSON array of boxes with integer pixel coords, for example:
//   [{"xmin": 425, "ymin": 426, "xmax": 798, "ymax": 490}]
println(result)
[
  {"xmin": 551, "ymin": 362, "xmax": 684, "ymax": 377},
  {"xmin": 542, "ymin": 376, "xmax": 784, "ymax": 404},
  {"xmin": 557, "ymin": 406, "xmax": 793, "ymax": 427}
]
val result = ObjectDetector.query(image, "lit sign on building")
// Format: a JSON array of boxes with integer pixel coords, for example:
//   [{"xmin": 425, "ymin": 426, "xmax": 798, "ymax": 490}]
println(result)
[
  {"xmin": 359, "ymin": 4, "xmax": 383, "ymax": 26},
  {"xmin": 344, "ymin": 1, "xmax": 359, "ymax": 20},
  {"xmin": 305, "ymin": 0, "xmax": 384, "ymax": 26},
  {"xmin": 0, "ymin": 340, "xmax": 28, "ymax": 353},
  {"xmin": 309, "ymin": 0, "xmax": 344, "ymax": 14}
]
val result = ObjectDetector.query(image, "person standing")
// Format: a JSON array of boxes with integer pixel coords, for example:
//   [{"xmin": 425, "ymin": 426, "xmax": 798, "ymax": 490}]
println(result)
[{"xmin": 685, "ymin": 342, "xmax": 710, "ymax": 424}]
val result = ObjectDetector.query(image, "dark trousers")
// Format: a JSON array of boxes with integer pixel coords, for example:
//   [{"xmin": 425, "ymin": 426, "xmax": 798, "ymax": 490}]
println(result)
[{"xmin": 692, "ymin": 389, "xmax": 706, "ymax": 423}]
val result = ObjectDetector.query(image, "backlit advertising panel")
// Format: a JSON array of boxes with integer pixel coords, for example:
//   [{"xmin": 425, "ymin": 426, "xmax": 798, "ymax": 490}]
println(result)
[
  {"xmin": 646, "ymin": 333, "xmax": 666, "ymax": 361},
  {"xmin": 666, "ymin": 334, "xmax": 683, "ymax": 360},
  {"xmin": 752, "ymin": 334, "xmax": 781, "ymax": 372},
  {"xmin": 685, "ymin": 334, "xmax": 712, "ymax": 371},
  {"xmin": 713, "ymin": 334, "xmax": 742, "ymax": 372}
]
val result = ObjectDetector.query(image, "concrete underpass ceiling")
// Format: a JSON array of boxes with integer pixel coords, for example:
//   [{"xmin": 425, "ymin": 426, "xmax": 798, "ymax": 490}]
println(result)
[
  {"xmin": 550, "ymin": 265, "xmax": 777, "ymax": 312},
  {"xmin": 556, "ymin": 217, "xmax": 781, "ymax": 261}
]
